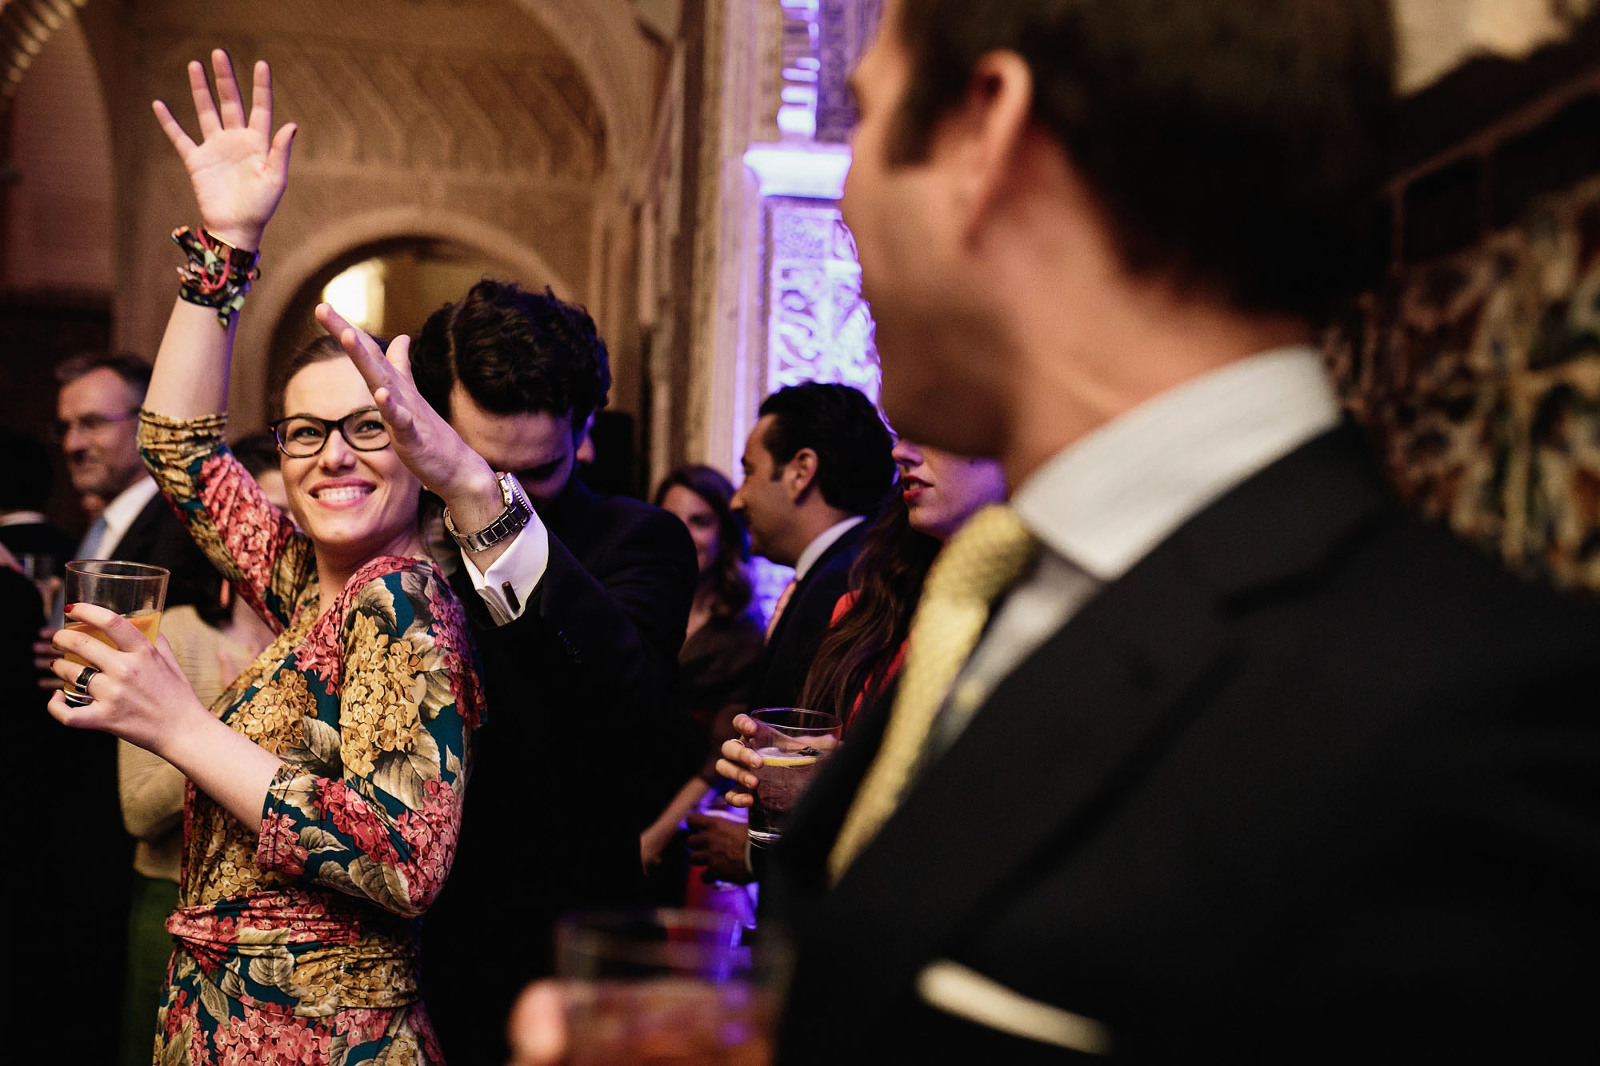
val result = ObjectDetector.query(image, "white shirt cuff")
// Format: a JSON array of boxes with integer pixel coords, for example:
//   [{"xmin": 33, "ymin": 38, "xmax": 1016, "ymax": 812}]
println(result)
[{"xmin": 460, "ymin": 506, "xmax": 551, "ymax": 624}]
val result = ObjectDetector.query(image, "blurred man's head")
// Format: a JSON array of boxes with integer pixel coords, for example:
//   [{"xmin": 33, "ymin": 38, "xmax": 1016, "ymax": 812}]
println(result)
[
  {"xmin": 54, "ymin": 353, "xmax": 153, "ymax": 501},
  {"xmin": 731, "ymin": 382, "xmax": 895, "ymax": 567},
  {"xmin": 844, "ymin": 0, "xmax": 1394, "ymax": 458},
  {"xmin": 411, "ymin": 279, "xmax": 611, "ymax": 506}
]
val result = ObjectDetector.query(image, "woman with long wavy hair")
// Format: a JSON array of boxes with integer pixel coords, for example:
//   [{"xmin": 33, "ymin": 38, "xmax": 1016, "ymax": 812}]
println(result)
[
  {"xmin": 689, "ymin": 440, "xmax": 1005, "ymax": 882},
  {"xmin": 640, "ymin": 465, "xmax": 765, "ymax": 876},
  {"xmin": 800, "ymin": 440, "xmax": 1006, "ymax": 729}
]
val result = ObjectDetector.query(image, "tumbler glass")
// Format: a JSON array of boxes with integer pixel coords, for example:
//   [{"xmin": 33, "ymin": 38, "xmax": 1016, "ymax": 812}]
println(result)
[{"xmin": 742, "ymin": 708, "xmax": 842, "ymax": 850}]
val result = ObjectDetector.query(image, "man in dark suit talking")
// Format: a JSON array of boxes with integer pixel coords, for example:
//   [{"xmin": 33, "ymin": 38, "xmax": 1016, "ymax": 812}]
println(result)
[
  {"xmin": 732, "ymin": 382, "xmax": 895, "ymax": 712},
  {"xmin": 750, "ymin": 0, "xmax": 1600, "ymax": 1062}
]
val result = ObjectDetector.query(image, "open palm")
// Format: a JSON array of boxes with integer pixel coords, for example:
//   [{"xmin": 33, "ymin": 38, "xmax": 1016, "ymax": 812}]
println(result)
[{"xmin": 153, "ymin": 50, "xmax": 296, "ymax": 250}]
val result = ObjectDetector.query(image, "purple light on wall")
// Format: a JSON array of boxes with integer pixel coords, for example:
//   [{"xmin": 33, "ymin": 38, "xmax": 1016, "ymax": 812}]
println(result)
[{"xmin": 743, "ymin": 144, "xmax": 852, "ymax": 200}]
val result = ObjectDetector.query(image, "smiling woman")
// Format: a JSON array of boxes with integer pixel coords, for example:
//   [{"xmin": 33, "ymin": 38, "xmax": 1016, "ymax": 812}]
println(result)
[{"xmin": 46, "ymin": 51, "xmax": 484, "ymax": 1066}]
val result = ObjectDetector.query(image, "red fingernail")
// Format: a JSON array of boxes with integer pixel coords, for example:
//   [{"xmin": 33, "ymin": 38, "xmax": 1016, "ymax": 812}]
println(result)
[{"xmin": 64, "ymin": 603, "xmax": 76, "ymax": 612}]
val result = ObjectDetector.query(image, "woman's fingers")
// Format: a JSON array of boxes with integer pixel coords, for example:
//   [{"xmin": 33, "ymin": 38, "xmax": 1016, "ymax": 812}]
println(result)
[
  {"xmin": 317, "ymin": 304, "xmax": 426, "ymax": 437},
  {"xmin": 720, "ymin": 737, "xmax": 763, "ymax": 770},
  {"xmin": 47, "ymin": 688, "xmax": 95, "ymax": 726},
  {"xmin": 54, "ymin": 602, "xmax": 149, "ymax": 655},
  {"xmin": 48, "ymin": 654, "xmax": 97, "ymax": 689},
  {"xmin": 714, "ymin": 758, "xmax": 759, "ymax": 792},
  {"xmin": 384, "ymin": 334, "xmax": 419, "ymax": 385},
  {"xmin": 247, "ymin": 59, "xmax": 275, "ymax": 137},
  {"xmin": 210, "ymin": 49, "xmax": 247, "ymax": 128},
  {"xmin": 269, "ymin": 120, "xmax": 298, "ymax": 176},
  {"xmin": 187, "ymin": 59, "xmax": 222, "ymax": 134},
  {"xmin": 151, "ymin": 100, "xmax": 198, "ymax": 157}
]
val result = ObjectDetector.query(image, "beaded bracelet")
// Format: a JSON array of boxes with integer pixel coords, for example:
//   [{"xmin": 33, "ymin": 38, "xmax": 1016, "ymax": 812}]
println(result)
[{"xmin": 172, "ymin": 226, "xmax": 261, "ymax": 328}]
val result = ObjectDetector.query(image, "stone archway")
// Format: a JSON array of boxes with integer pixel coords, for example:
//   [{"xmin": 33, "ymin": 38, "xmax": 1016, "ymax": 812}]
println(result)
[{"xmin": 231, "ymin": 206, "xmax": 577, "ymax": 430}]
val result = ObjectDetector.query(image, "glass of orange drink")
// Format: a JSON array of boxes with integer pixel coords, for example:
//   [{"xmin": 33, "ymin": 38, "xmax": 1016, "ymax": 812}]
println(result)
[{"xmin": 61, "ymin": 559, "xmax": 169, "ymax": 704}]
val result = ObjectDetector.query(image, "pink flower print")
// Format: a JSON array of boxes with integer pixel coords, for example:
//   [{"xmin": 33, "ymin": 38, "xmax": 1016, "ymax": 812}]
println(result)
[
  {"xmin": 257, "ymin": 811, "xmax": 309, "ymax": 876},
  {"xmin": 199, "ymin": 454, "xmax": 283, "ymax": 591},
  {"xmin": 395, "ymin": 778, "xmax": 462, "ymax": 904},
  {"xmin": 333, "ymin": 1007, "xmax": 393, "ymax": 1045},
  {"xmin": 316, "ymin": 780, "xmax": 402, "ymax": 866},
  {"xmin": 212, "ymin": 1008, "xmax": 332, "ymax": 1065}
]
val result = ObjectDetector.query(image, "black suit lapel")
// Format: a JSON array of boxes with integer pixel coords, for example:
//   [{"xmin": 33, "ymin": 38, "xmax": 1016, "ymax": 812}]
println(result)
[
  {"xmin": 763, "ymin": 521, "xmax": 865, "ymax": 653},
  {"xmin": 105, "ymin": 494, "xmax": 166, "ymax": 561},
  {"xmin": 779, "ymin": 424, "xmax": 1396, "ymax": 1039}
]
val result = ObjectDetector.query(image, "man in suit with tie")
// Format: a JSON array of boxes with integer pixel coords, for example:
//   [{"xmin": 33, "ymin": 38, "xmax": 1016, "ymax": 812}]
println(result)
[
  {"xmin": 54, "ymin": 353, "xmax": 217, "ymax": 594},
  {"xmin": 685, "ymin": 381, "xmax": 896, "ymax": 884},
  {"xmin": 733, "ymin": 382, "xmax": 896, "ymax": 711},
  {"xmin": 758, "ymin": 0, "xmax": 1600, "ymax": 1061},
  {"xmin": 316, "ymin": 281, "xmax": 698, "ymax": 1065}
]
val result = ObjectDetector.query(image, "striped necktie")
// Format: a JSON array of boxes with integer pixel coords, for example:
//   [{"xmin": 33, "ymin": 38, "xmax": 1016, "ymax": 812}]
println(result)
[{"xmin": 829, "ymin": 504, "xmax": 1038, "ymax": 881}]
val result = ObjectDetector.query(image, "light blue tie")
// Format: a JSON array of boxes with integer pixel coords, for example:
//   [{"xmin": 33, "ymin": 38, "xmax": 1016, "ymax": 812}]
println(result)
[{"xmin": 76, "ymin": 515, "xmax": 108, "ymax": 560}]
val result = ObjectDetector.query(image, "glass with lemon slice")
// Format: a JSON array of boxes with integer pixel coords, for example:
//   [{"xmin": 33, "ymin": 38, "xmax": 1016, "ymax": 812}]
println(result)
[{"xmin": 743, "ymin": 708, "xmax": 842, "ymax": 849}]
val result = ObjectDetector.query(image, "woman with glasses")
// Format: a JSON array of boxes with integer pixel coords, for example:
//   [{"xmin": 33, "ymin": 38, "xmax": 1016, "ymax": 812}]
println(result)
[{"xmin": 47, "ymin": 52, "xmax": 483, "ymax": 1064}]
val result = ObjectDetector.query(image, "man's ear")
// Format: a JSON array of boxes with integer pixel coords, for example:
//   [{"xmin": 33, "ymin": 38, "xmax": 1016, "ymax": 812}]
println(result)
[
  {"xmin": 574, "ymin": 411, "xmax": 596, "ymax": 465},
  {"xmin": 947, "ymin": 49, "xmax": 1035, "ymax": 244},
  {"xmin": 786, "ymin": 448, "xmax": 819, "ymax": 503}
]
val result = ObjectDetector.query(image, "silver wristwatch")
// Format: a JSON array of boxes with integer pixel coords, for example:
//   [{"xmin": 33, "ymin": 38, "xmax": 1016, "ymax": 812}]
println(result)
[{"xmin": 443, "ymin": 471, "xmax": 533, "ymax": 552}]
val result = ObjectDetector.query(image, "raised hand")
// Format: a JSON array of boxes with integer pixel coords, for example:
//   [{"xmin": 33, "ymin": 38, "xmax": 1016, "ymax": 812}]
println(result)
[
  {"xmin": 315, "ymin": 303, "xmax": 501, "ymax": 526},
  {"xmin": 152, "ymin": 50, "xmax": 296, "ymax": 251}
]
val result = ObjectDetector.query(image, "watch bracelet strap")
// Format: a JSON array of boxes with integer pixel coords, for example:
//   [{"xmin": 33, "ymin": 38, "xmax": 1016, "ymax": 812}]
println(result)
[{"xmin": 444, "ymin": 473, "xmax": 531, "ymax": 552}]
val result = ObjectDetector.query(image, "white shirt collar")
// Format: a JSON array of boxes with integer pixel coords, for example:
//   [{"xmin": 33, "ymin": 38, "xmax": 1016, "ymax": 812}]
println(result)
[
  {"xmin": 794, "ymin": 514, "xmax": 866, "ymax": 582},
  {"xmin": 98, "ymin": 476, "xmax": 160, "ymax": 557},
  {"xmin": 1012, "ymin": 345, "xmax": 1341, "ymax": 582}
]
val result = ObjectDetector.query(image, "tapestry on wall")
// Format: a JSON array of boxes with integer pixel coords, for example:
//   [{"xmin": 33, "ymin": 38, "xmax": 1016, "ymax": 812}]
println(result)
[{"xmin": 1328, "ymin": 175, "xmax": 1600, "ymax": 596}]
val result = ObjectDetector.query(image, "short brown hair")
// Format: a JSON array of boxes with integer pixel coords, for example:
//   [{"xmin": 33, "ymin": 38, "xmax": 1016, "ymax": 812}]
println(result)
[
  {"xmin": 888, "ymin": 0, "xmax": 1394, "ymax": 322},
  {"xmin": 55, "ymin": 352, "xmax": 153, "ymax": 396},
  {"xmin": 267, "ymin": 335, "xmax": 380, "ymax": 421}
]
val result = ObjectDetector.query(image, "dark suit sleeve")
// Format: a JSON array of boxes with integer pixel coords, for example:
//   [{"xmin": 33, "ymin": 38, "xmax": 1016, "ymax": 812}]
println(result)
[{"xmin": 475, "ymin": 503, "xmax": 697, "ymax": 727}]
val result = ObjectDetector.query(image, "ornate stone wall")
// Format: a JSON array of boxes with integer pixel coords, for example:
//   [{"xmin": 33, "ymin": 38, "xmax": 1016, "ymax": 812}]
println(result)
[
  {"xmin": 3, "ymin": 0, "xmax": 663, "ymax": 435},
  {"xmin": 763, "ymin": 197, "xmax": 877, "ymax": 399}
]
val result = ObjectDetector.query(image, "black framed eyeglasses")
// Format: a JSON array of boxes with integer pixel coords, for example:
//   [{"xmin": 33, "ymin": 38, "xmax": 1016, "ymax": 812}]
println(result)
[
  {"xmin": 271, "ymin": 407, "xmax": 391, "ymax": 458},
  {"xmin": 51, "ymin": 410, "xmax": 139, "ymax": 442}
]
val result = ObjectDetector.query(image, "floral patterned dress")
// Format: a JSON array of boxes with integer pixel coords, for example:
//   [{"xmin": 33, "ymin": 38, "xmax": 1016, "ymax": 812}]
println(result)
[{"xmin": 139, "ymin": 412, "xmax": 485, "ymax": 1066}]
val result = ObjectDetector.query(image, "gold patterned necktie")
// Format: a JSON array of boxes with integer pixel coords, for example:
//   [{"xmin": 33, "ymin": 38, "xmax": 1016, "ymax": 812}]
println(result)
[{"xmin": 828, "ymin": 504, "xmax": 1039, "ymax": 881}]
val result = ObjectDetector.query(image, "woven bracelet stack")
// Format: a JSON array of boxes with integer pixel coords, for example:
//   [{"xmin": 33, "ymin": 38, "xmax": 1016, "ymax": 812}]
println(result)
[{"xmin": 172, "ymin": 226, "xmax": 260, "ymax": 328}]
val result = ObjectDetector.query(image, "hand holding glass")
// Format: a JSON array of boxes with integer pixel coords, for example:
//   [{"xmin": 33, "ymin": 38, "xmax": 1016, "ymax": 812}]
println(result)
[
  {"xmin": 742, "ymin": 708, "xmax": 842, "ymax": 849},
  {"xmin": 61, "ymin": 560, "xmax": 169, "ymax": 705},
  {"xmin": 556, "ymin": 908, "xmax": 786, "ymax": 1065}
]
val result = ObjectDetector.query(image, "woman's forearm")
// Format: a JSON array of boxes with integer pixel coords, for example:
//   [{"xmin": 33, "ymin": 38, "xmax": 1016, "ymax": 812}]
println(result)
[
  {"xmin": 157, "ymin": 710, "xmax": 282, "ymax": 830},
  {"xmin": 144, "ymin": 296, "xmax": 237, "ymax": 419}
]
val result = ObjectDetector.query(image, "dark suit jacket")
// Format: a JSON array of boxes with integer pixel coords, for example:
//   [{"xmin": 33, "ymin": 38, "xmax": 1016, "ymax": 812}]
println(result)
[
  {"xmin": 769, "ymin": 426, "xmax": 1600, "ymax": 1063},
  {"xmin": 110, "ymin": 490, "xmax": 222, "ymax": 613},
  {"xmin": 422, "ymin": 476, "xmax": 697, "ymax": 1064},
  {"xmin": 754, "ymin": 520, "xmax": 869, "ymax": 711},
  {"xmin": 8, "ymin": 566, "xmax": 129, "ymax": 1060}
]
